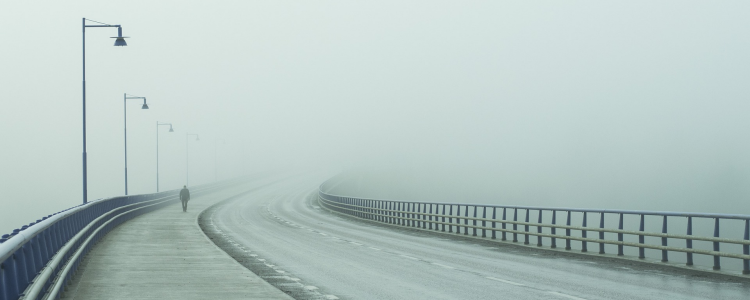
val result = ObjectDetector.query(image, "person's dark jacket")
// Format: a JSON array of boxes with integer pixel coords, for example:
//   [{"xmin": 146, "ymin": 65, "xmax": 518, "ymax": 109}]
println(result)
[{"xmin": 180, "ymin": 188, "xmax": 190, "ymax": 201}]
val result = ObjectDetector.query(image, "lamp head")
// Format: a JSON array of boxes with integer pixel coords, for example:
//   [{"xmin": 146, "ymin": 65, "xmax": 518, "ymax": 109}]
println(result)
[
  {"xmin": 169, "ymin": 125, "xmax": 174, "ymax": 132},
  {"xmin": 196, "ymin": 136, "xmax": 200, "ymax": 141},
  {"xmin": 112, "ymin": 27, "xmax": 128, "ymax": 46},
  {"xmin": 141, "ymin": 98, "xmax": 149, "ymax": 109}
]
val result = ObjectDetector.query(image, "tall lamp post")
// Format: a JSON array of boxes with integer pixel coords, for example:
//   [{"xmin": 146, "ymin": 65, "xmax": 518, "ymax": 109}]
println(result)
[
  {"xmin": 123, "ymin": 94, "xmax": 149, "ymax": 195},
  {"xmin": 156, "ymin": 122, "xmax": 174, "ymax": 192},
  {"xmin": 186, "ymin": 133, "xmax": 199, "ymax": 186},
  {"xmin": 82, "ymin": 18, "xmax": 129, "ymax": 204}
]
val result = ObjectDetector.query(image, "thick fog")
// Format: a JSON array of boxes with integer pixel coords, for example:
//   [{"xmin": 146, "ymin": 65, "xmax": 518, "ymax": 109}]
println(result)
[{"xmin": 1, "ymin": 1, "xmax": 749, "ymax": 235}]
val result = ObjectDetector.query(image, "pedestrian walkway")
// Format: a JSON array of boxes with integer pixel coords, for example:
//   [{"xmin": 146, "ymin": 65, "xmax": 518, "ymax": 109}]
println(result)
[{"xmin": 61, "ymin": 182, "xmax": 293, "ymax": 300}]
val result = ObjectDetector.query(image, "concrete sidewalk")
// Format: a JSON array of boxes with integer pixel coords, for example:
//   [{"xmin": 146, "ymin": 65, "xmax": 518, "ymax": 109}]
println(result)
[{"xmin": 61, "ymin": 183, "xmax": 293, "ymax": 300}]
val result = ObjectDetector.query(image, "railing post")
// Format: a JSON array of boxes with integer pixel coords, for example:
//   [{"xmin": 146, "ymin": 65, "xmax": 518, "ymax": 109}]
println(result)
[
  {"xmin": 501, "ymin": 208, "xmax": 507, "ymax": 241},
  {"xmin": 473, "ymin": 206, "xmax": 478, "ymax": 237},
  {"xmin": 482, "ymin": 206, "xmax": 487, "ymax": 238},
  {"xmin": 423, "ymin": 204, "xmax": 428, "ymax": 229},
  {"xmin": 565, "ymin": 211, "xmax": 571, "ymax": 250},
  {"xmin": 581, "ymin": 212, "xmax": 588, "ymax": 252},
  {"xmin": 551, "ymin": 210, "xmax": 557, "ymax": 248},
  {"xmin": 618, "ymin": 213, "xmax": 624, "ymax": 256},
  {"xmin": 713, "ymin": 218, "xmax": 721, "ymax": 270},
  {"xmin": 491, "ymin": 207, "xmax": 497, "ymax": 239},
  {"xmin": 0, "ymin": 262, "xmax": 7, "ymax": 300},
  {"xmin": 464, "ymin": 205, "xmax": 469, "ymax": 235},
  {"xmin": 407, "ymin": 203, "xmax": 413, "ymax": 227},
  {"xmin": 599, "ymin": 212, "xmax": 604, "ymax": 254},
  {"xmin": 448, "ymin": 205, "xmax": 453, "ymax": 233},
  {"xmin": 429, "ymin": 204, "xmax": 434, "ymax": 230},
  {"xmin": 399, "ymin": 202, "xmax": 404, "ymax": 226},
  {"xmin": 537, "ymin": 210, "xmax": 543, "ymax": 247},
  {"xmin": 442, "ymin": 205, "xmax": 446, "ymax": 232},
  {"xmin": 685, "ymin": 217, "xmax": 693, "ymax": 266},
  {"xmin": 417, "ymin": 204, "xmax": 422, "ymax": 229},
  {"xmin": 743, "ymin": 219, "xmax": 749, "ymax": 275},
  {"xmin": 512, "ymin": 209, "xmax": 518, "ymax": 243},
  {"xmin": 524, "ymin": 209, "xmax": 530, "ymax": 245},
  {"xmin": 639, "ymin": 214, "xmax": 645, "ymax": 259},
  {"xmin": 457, "ymin": 205, "xmax": 461, "ymax": 234},
  {"xmin": 661, "ymin": 215, "xmax": 668, "ymax": 262},
  {"xmin": 377, "ymin": 201, "xmax": 382, "ymax": 222}
]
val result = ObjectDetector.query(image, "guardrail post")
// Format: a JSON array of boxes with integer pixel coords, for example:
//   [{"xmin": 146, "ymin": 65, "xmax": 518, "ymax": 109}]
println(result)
[
  {"xmin": 398, "ymin": 202, "xmax": 406, "ymax": 226},
  {"xmin": 7, "ymin": 255, "xmax": 19, "ymax": 300},
  {"xmin": 661, "ymin": 215, "xmax": 668, "ymax": 262},
  {"xmin": 417, "ymin": 204, "xmax": 422, "ymax": 229},
  {"xmin": 618, "ymin": 213, "xmax": 624, "ymax": 256},
  {"xmin": 381, "ymin": 201, "xmax": 386, "ymax": 223},
  {"xmin": 713, "ymin": 218, "xmax": 721, "ymax": 270},
  {"xmin": 407, "ymin": 203, "xmax": 413, "ymax": 227},
  {"xmin": 491, "ymin": 207, "xmax": 497, "ymax": 239},
  {"xmin": 448, "ymin": 205, "xmax": 453, "ymax": 233},
  {"xmin": 565, "ymin": 211, "xmax": 571, "ymax": 250},
  {"xmin": 685, "ymin": 217, "xmax": 693, "ymax": 266},
  {"xmin": 524, "ymin": 209, "xmax": 530, "ymax": 245},
  {"xmin": 456, "ymin": 205, "xmax": 460, "ymax": 234},
  {"xmin": 512, "ymin": 209, "xmax": 518, "ymax": 242},
  {"xmin": 501, "ymin": 208, "xmax": 507, "ymax": 241},
  {"xmin": 464, "ymin": 205, "xmax": 469, "ymax": 235},
  {"xmin": 537, "ymin": 210, "xmax": 543, "ymax": 247},
  {"xmin": 482, "ymin": 207, "xmax": 487, "ymax": 238},
  {"xmin": 473, "ymin": 206, "xmax": 478, "ymax": 237},
  {"xmin": 429, "ymin": 204, "xmax": 434, "ymax": 230},
  {"xmin": 599, "ymin": 212, "xmax": 604, "ymax": 254},
  {"xmin": 442, "ymin": 205, "xmax": 446, "ymax": 232},
  {"xmin": 743, "ymin": 219, "xmax": 749, "ymax": 275},
  {"xmin": 639, "ymin": 214, "xmax": 645, "ymax": 259},
  {"xmin": 581, "ymin": 212, "xmax": 588, "ymax": 252},
  {"xmin": 0, "ymin": 262, "xmax": 7, "ymax": 300},
  {"xmin": 551, "ymin": 210, "xmax": 557, "ymax": 248}
]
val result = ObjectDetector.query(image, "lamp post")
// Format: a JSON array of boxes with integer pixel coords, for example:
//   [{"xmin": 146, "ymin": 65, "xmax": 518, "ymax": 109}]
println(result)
[
  {"xmin": 82, "ymin": 18, "xmax": 129, "ymax": 204},
  {"xmin": 186, "ymin": 133, "xmax": 199, "ymax": 186},
  {"xmin": 123, "ymin": 94, "xmax": 149, "ymax": 195},
  {"xmin": 156, "ymin": 122, "xmax": 174, "ymax": 192}
]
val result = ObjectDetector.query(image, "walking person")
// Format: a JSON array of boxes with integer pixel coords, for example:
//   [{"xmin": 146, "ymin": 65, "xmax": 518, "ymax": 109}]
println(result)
[{"xmin": 180, "ymin": 185, "xmax": 191, "ymax": 212}]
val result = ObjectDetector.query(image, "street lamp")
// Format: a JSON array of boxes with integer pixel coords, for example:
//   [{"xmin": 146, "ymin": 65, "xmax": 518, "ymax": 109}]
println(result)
[
  {"xmin": 82, "ymin": 18, "xmax": 129, "ymax": 204},
  {"xmin": 186, "ymin": 133, "xmax": 199, "ymax": 186},
  {"xmin": 156, "ymin": 122, "xmax": 173, "ymax": 192},
  {"xmin": 123, "ymin": 94, "xmax": 149, "ymax": 195}
]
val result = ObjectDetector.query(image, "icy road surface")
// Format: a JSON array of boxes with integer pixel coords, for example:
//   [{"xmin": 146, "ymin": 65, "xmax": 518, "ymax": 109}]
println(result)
[{"xmin": 205, "ymin": 176, "xmax": 750, "ymax": 300}]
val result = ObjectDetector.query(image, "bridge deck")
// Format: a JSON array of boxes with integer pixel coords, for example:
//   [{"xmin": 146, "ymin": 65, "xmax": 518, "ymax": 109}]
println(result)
[{"xmin": 61, "ymin": 183, "xmax": 292, "ymax": 300}]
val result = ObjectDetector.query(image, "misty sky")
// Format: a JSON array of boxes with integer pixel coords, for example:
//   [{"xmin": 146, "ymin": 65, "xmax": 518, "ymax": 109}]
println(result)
[{"xmin": 2, "ymin": 1, "xmax": 749, "ymax": 234}]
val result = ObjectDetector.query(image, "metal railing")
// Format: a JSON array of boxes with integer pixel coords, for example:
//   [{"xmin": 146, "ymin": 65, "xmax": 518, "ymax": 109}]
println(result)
[
  {"xmin": 0, "ymin": 181, "xmax": 234, "ymax": 300},
  {"xmin": 318, "ymin": 187, "xmax": 750, "ymax": 276}
]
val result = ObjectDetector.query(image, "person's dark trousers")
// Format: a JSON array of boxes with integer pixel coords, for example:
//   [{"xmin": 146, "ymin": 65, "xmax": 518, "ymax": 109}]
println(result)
[{"xmin": 181, "ymin": 199, "xmax": 188, "ymax": 212}]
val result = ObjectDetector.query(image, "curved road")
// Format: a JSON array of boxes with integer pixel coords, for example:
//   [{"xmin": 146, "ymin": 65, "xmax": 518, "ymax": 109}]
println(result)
[{"xmin": 207, "ymin": 175, "xmax": 750, "ymax": 299}]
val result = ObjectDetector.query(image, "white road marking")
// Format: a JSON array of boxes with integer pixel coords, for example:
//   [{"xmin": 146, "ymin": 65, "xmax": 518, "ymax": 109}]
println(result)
[
  {"xmin": 368, "ymin": 247, "xmax": 381, "ymax": 251},
  {"xmin": 400, "ymin": 255, "xmax": 419, "ymax": 260},
  {"xmin": 349, "ymin": 242, "xmax": 363, "ymax": 246},
  {"xmin": 548, "ymin": 291, "xmax": 587, "ymax": 300},
  {"xmin": 486, "ymin": 277, "xmax": 525, "ymax": 286},
  {"xmin": 319, "ymin": 233, "xmax": 328, "ymax": 236},
  {"xmin": 304, "ymin": 286, "xmax": 319, "ymax": 290},
  {"xmin": 431, "ymin": 263, "xmax": 455, "ymax": 269},
  {"xmin": 276, "ymin": 270, "xmax": 286, "ymax": 274},
  {"xmin": 325, "ymin": 295, "xmax": 339, "ymax": 300}
]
